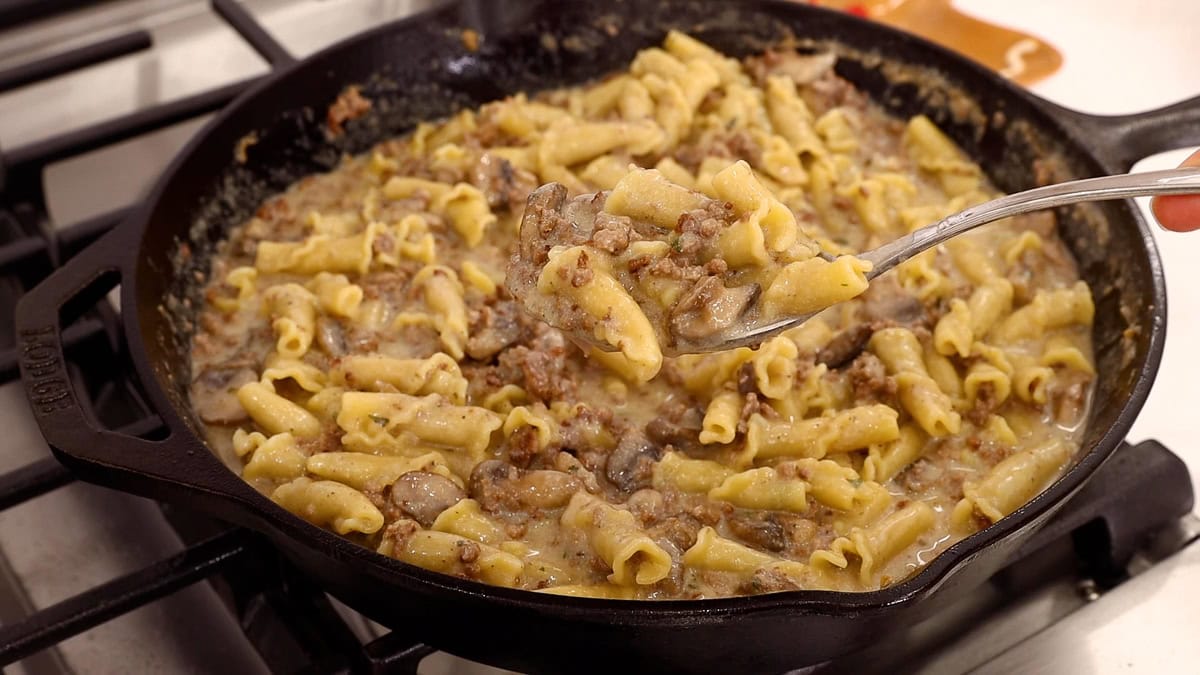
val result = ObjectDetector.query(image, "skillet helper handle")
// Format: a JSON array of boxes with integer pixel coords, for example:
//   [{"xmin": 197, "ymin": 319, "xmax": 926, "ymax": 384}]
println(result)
[
  {"xmin": 1051, "ymin": 93, "xmax": 1200, "ymax": 172},
  {"xmin": 15, "ymin": 231, "xmax": 176, "ymax": 479}
]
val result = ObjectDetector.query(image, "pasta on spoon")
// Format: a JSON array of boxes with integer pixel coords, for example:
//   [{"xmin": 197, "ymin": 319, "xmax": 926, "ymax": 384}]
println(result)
[{"xmin": 507, "ymin": 163, "xmax": 872, "ymax": 369}]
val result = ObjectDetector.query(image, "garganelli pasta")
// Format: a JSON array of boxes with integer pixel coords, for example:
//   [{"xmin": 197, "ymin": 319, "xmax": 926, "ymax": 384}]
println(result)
[
  {"xmin": 189, "ymin": 33, "xmax": 1095, "ymax": 598},
  {"xmin": 507, "ymin": 163, "xmax": 873, "ymax": 358}
]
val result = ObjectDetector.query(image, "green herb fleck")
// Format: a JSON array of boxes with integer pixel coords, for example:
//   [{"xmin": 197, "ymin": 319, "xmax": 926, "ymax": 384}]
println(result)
[
  {"xmin": 671, "ymin": 237, "xmax": 683, "ymax": 252},
  {"xmin": 368, "ymin": 413, "xmax": 389, "ymax": 427}
]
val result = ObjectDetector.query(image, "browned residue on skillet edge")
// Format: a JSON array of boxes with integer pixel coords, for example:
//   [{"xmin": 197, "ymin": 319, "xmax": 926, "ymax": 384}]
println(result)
[{"xmin": 326, "ymin": 85, "xmax": 373, "ymax": 138}]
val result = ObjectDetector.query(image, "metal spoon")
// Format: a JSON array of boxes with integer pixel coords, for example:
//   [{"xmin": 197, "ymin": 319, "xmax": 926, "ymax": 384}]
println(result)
[{"xmin": 685, "ymin": 167, "xmax": 1200, "ymax": 354}]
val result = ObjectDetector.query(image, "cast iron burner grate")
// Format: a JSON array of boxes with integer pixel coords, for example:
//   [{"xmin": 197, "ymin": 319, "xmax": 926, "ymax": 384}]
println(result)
[{"xmin": 0, "ymin": 2, "xmax": 1193, "ymax": 673}]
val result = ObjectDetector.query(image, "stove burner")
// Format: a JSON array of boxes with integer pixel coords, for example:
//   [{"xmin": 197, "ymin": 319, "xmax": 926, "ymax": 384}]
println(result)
[{"xmin": 0, "ymin": 2, "xmax": 1194, "ymax": 673}]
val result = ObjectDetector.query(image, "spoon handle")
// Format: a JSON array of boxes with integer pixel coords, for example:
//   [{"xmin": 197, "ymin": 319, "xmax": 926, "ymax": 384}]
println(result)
[
  {"xmin": 703, "ymin": 167, "xmax": 1200, "ymax": 354},
  {"xmin": 861, "ymin": 167, "xmax": 1200, "ymax": 278}
]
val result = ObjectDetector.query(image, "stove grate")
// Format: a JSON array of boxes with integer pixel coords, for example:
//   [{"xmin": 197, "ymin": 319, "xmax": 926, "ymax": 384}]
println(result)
[{"xmin": 0, "ymin": 30, "xmax": 152, "ymax": 94}]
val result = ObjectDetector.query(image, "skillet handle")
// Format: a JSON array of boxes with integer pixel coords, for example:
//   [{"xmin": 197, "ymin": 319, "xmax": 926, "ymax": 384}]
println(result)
[
  {"xmin": 14, "ymin": 231, "xmax": 236, "ymax": 500},
  {"xmin": 1043, "ymin": 93, "xmax": 1200, "ymax": 172}
]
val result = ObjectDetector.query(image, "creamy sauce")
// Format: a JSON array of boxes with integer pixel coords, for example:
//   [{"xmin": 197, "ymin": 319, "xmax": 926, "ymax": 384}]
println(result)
[{"xmin": 188, "ymin": 36, "xmax": 1092, "ymax": 598}]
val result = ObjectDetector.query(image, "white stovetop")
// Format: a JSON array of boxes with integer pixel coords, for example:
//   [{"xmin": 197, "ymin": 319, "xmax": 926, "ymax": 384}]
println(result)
[{"xmin": 959, "ymin": 0, "xmax": 1200, "ymax": 502}]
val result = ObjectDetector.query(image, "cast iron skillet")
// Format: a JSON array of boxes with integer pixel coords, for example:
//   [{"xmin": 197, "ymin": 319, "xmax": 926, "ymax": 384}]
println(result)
[{"xmin": 15, "ymin": 0, "xmax": 1200, "ymax": 672}]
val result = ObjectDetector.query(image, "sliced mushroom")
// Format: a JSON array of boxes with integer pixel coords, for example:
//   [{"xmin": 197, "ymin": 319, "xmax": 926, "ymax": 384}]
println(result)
[
  {"xmin": 473, "ymin": 154, "xmax": 520, "ymax": 209},
  {"xmin": 726, "ymin": 512, "xmax": 789, "ymax": 552},
  {"xmin": 645, "ymin": 414, "xmax": 705, "ymax": 455},
  {"xmin": 651, "ymin": 537, "xmax": 686, "ymax": 595},
  {"xmin": 315, "ymin": 316, "xmax": 348, "ymax": 357},
  {"xmin": 739, "ymin": 566, "xmax": 803, "ymax": 595},
  {"xmin": 468, "ymin": 460, "xmax": 582, "ymax": 512},
  {"xmin": 625, "ymin": 488, "xmax": 665, "ymax": 524},
  {"xmin": 515, "ymin": 183, "xmax": 571, "ymax": 269},
  {"xmin": 649, "ymin": 514, "xmax": 704, "ymax": 554},
  {"xmin": 605, "ymin": 432, "xmax": 662, "ymax": 493},
  {"xmin": 389, "ymin": 471, "xmax": 466, "ymax": 527},
  {"xmin": 509, "ymin": 183, "xmax": 580, "ymax": 314},
  {"xmin": 192, "ymin": 366, "xmax": 257, "ymax": 424},
  {"xmin": 770, "ymin": 52, "xmax": 837, "ymax": 85},
  {"xmin": 860, "ymin": 276, "xmax": 928, "ymax": 327},
  {"xmin": 816, "ymin": 323, "xmax": 873, "ymax": 369},
  {"xmin": 511, "ymin": 470, "xmax": 583, "ymax": 510},
  {"xmin": 469, "ymin": 459, "xmax": 521, "ymax": 513},
  {"xmin": 466, "ymin": 302, "xmax": 527, "ymax": 361},
  {"xmin": 482, "ymin": 154, "xmax": 540, "ymax": 212},
  {"xmin": 669, "ymin": 276, "xmax": 760, "ymax": 343},
  {"xmin": 560, "ymin": 192, "xmax": 603, "ymax": 241},
  {"xmin": 736, "ymin": 361, "xmax": 759, "ymax": 395}
]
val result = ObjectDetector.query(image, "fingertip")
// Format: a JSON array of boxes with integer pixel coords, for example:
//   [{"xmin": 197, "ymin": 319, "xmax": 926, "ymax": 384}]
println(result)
[
  {"xmin": 1151, "ymin": 194, "xmax": 1200, "ymax": 232},
  {"xmin": 1150, "ymin": 149, "xmax": 1200, "ymax": 231}
]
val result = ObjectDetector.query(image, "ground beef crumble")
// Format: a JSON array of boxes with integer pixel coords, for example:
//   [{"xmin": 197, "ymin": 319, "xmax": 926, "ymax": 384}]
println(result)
[{"xmin": 847, "ymin": 352, "xmax": 897, "ymax": 405}]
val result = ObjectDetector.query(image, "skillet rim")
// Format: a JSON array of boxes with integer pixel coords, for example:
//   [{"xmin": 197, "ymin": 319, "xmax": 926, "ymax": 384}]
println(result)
[{"xmin": 114, "ymin": 0, "xmax": 1166, "ymax": 621}]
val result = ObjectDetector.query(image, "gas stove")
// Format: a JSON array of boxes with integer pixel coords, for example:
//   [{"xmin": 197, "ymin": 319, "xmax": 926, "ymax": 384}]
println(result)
[{"xmin": 0, "ymin": 1, "xmax": 1196, "ymax": 673}]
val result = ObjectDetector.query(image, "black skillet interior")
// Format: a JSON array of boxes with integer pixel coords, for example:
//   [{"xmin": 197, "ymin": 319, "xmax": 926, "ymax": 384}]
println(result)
[{"xmin": 19, "ymin": 0, "xmax": 1178, "ymax": 671}]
